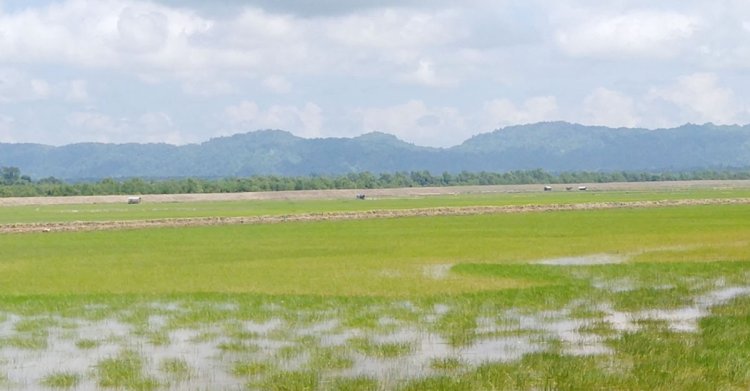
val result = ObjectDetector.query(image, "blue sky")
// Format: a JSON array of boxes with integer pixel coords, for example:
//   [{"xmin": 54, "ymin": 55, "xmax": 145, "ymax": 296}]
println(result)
[{"xmin": 0, "ymin": 0, "xmax": 748, "ymax": 146}]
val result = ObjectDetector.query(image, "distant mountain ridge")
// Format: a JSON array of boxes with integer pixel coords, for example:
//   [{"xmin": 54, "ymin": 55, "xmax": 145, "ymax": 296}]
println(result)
[{"xmin": 2, "ymin": 122, "xmax": 750, "ymax": 180}]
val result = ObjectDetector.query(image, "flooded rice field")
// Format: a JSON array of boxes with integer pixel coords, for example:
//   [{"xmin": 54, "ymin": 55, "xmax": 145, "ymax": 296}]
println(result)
[{"xmin": 1, "ymin": 280, "xmax": 748, "ymax": 389}]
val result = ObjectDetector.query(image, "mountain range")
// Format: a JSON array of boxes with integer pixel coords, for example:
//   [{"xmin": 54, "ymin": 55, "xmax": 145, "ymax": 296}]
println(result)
[{"xmin": 2, "ymin": 122, "xmax": 750, "ymax": 180}]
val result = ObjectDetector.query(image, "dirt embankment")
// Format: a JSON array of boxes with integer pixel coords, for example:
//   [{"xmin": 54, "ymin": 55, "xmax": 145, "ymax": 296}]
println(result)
[
  {"xmin": 1, "ymin": 180, "xmax": 749, "ymax": 207},
  {"xmin": 2, "ymin": 198, "xmax": 749, "ymax": 234}
]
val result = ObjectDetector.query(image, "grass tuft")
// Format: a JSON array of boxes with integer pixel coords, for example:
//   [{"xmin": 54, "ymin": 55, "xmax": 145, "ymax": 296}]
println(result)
[
  {"xmin": 40, "ymin": 372, "xmax": 80, "ymax": 389},
  {"xmin": 75, "ymin": 338, "xmax": 100, "ymax": 349},
  {"xmin": 258, "ymin": 370, "xmax": 319, "ymax": 390},
  {"xmin": 231, "ymin": 361, "xmax": 273, "ymax": 377},
  {"xmin": 160, "ymin": 358, "xmax": 192, "ymax": 380},
  {"xmin": 96, "ymin": 350, "xmax": 158, "ymax": 390},
  {"xmin": 329, "ymin": 375, "xmax": 379, "ymax": 391},
  {"xmin": 349, "ymin": 338, "xmax": 414, "ymax": 358}
]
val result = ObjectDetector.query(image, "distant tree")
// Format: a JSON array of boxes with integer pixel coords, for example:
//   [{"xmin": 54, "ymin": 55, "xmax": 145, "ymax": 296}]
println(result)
[
  {"xmin": 37, "ymin": 176, "xmax": 63, "ymax": 185},
  {"xmin": 1, "ymin": 166, "xmax": 21, "ymax": 185},
  {"xmin": 185, "ymin": 178, "xmax": 203, "ymax": 193},
  {"xmin": 5, "ymin": 168, "xmax": 750, "ymax": 198}
]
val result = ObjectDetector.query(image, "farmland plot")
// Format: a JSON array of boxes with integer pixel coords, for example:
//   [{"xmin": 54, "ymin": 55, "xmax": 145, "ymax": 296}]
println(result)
[{"xmin": 1, "ymin": 185, "xmax": 750, "ymax": 389}]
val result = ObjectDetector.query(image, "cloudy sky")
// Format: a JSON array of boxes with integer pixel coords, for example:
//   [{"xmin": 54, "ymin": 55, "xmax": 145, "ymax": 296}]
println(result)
[{"xmin": 0, "ymin": 0, "xmax": 748, "ymax": 147}]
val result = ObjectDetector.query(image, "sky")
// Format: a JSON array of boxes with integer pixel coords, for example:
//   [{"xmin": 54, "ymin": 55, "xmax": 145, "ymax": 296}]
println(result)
[{"xmin": 0, "ymin": 0, "xmax": 748, "ymax": 147}]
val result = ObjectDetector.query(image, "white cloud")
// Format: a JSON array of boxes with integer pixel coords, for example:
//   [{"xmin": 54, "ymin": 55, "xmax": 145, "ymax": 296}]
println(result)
[
  {"xmin": 398, "ymin": 59, "xmax": 455, "ymax": 87},
  {"xmin": 0, "ymin": 114, "xmax": 15, "ymax": 142},
  {"xmin": 225, "ymin": 8, "xmax": 297, "ymax": 47},
  {"xmin": 137, "ymin": 112, "xmax": 182, "ymax": 144},
  {"xmin": 262, "ymin": 75, "xmax": 292, "ymax": 94},
  {"xmin": 556, "ymin": 10, "xmax": 700, "ymax": 59},
  {"xmin": 225, "ymin": 101, "xmax": 260, "ymax": 125},
  {"xmin": 224, "ymin": 101, "xmax": 324, "ymax": 138},
  {"xmin": 0, "ymin": 69, "xmax": 92, "ymax": 104},
  {"xmin": 116, "ymin": 6, "xmax": 169, "ymax": 53},
  {"xmin": 326, "ymin": 8, "xmax": 462, "ymax": 50},
  {"xmin": 181, "ymin": 78, "xmax": 236, "ymax": 96},
  {"xmin": 66, "ymin": 110, "xmax": 182, "ymax": 143},
  {"xmin": 139, "ymin": 111, "xmax": 173, "ymax": 131},
  {"xmin": 0, "ymin": 1, "xmax": 500, "ymax": 93},
  {"xmin": 321, "ymin": 7, "xmax": 470, "ymax": 83},
  {"xmin": 0, "ymin": 68, "xmax": 53, "ymax": 102},
  {"xmin": 2, "ymin": 0, "xmax": 750, "ymax": 147},
  {"xmin": 359, "ymin": 100, "xmax": 468, "ymax": 147},
  {"xmin": 66, "ymin": 111, "xmax": 122, "ymax": 141},
  {"xmin": 649, "ymin": 73, "xmax": 745, "ymax": 124},
  {"xmin": 583, "ymin": 88, "xmax": 640, "ymax": 128},
  {"xmin": 483, "ymin": 96, "xmax": 560, "ymax": 129},
  {"xmin": 65, "ymin": 80, "xmax": 89, "ymax": 102},
  {"xmin": 30, "ymin": 79, "xmax": 52, "ymax": 98},
  {"xmin": 0, "ymin": 0, "xmax": 213, "ymax": 74}
]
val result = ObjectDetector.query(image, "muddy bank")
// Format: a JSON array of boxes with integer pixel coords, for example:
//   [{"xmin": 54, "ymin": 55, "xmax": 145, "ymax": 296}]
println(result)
[{"xmin": 2, "ymin": 198, "xmax": 749, "ymax": 234}]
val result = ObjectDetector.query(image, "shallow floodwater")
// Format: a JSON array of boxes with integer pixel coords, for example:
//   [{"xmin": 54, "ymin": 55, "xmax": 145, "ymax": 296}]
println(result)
[
  {"xmin": 0, "ymin": 284, "xmax": 749, "ymax": 389},
  {"xmin": 537, "ymin": 254, "xmax": 625, "ymax": 265}
]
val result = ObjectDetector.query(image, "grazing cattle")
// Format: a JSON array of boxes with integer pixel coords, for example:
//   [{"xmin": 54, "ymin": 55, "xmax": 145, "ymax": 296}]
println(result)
[
  {"xmin": 127, "ymin": 196, "xmax": 142, "ymax": 204},
  {"xmin": 578, "ymin": 186, "xmax": 587, "ymax": 191},
  {"xmin": 543, "ymin": 186, "xmax": 552, "ymax": 191},
  {"xmin": 356, "ymin": 194, "xmax": 366, "ymax": 200},
  {"xmin": 565, "ymin": 186, "xmax": 573, "ymax": 191}
]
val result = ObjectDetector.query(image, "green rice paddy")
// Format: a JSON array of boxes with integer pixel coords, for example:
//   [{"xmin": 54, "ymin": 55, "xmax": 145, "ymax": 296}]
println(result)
[{"xmin": 0, "ymin": 186, "xmax": 749, "ymax": 389}]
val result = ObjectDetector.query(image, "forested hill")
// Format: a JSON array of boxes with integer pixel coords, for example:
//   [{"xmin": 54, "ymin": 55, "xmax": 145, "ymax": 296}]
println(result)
[{"xmin": 2, "ymin": 122, "xmax": 750, "ymax": 180}]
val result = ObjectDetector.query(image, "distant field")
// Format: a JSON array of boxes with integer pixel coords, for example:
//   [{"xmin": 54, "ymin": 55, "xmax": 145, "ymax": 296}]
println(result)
[
  {"xmin": 0, "ymin": 183, "xmax": 749, "ymax": 390},
  {"xmin": 1, "ymin": 203, "xmax": 749, "ymax": 296},
  {"xmin": 1, "ymin": 182, "xmax": 750, "ymax": 225}
]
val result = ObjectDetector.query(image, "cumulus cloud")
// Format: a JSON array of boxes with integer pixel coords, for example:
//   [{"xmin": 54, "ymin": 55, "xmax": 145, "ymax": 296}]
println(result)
[
  {"xmin": 66, "ymin": 111, "xmax": 122, "ymax": 141},
  {"xmin": 262, "ymin": 75, "xmax": 292, "ymax": 94},
  {"xmin": 224, "ymin": 101, "xmax": 261, "ymax": 124},
  {"xmin": 321, "ymin": 7, "xmax": 470, "ymax": 83},
  {"xmin": 483, "ymin": 96, "xmax": 560, "ymax": 129},
  {"xmin": 0, "ymin": 68, "xmax": 52, "ymax": 102},
  {"xmin": 0, "ymin": 2, "xmax": 469, "ymax": 90},
  {"xmin": 649, "ymin": 73, "xmax": 745, "ymax": 124},
  {"xmin": 225, "ymin": 8, "xmax": 297, "ymax": 46},
  {"xmin": 224, "ymin": 101, "xmax": 324, "ymax": 138},
  {"xmin": 65, "ymin": 80, "xmax": 89, "ymax": 102},
  {"xmin": 398, "ymin": 59, "xmax": 456, "ymax": 87},
  {"xmin": 139, "ymin": 112, "xmax": 173, "ymax": 132},
  {"xmin": 181, "ymin": 78, "xmax": 235, "ymax": 96},
  {"xmin": 326, "ymin": 8, "xmax": 462, "ymax": 50},
  {"xmin": 0, "ymin": 114, "xmax": 15, "ymax": 142},
  {"xmin": 116, "ymin": 6, "xmax": 169, "ymax": 53},
  {"xmin": 582, "ymin": 88, "xmax": 640, "ymax": 128},
  {"xmin": 0, "ymin": 68, "xmax": 93, "ymax": 104},
  {"xmin": 66, "ymin": 110, "xmax": 181, "ymax": 143},
  {"xmin": 2, "ymin": 0, "xmax": 750, "ymax": 146},
  {"xmin": 0, "ymin": 0, "xmax": 213, "ymax": 74},
  {"xmin": 359, "ymin": 100, "xmax": 468, "ymax": 147},
  {"xmin": 556, "ymin": 10, "xmax": 700, "ymax": 59}
]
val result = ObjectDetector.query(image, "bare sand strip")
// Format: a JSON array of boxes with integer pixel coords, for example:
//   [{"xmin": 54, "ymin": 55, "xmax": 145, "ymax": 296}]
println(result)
[
  {"xmin": 2, "ymin": 198, "xmax": 749, "ymax": 234},
  {"xmin": 1, "ymin": 179, "xmax": 749, "ymax": 207}
]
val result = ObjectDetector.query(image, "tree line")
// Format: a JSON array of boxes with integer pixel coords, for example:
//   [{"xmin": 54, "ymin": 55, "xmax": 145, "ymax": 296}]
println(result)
[{"xmin": 2, "ymin": 166, "xmax": 750, "ymax": 197}]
